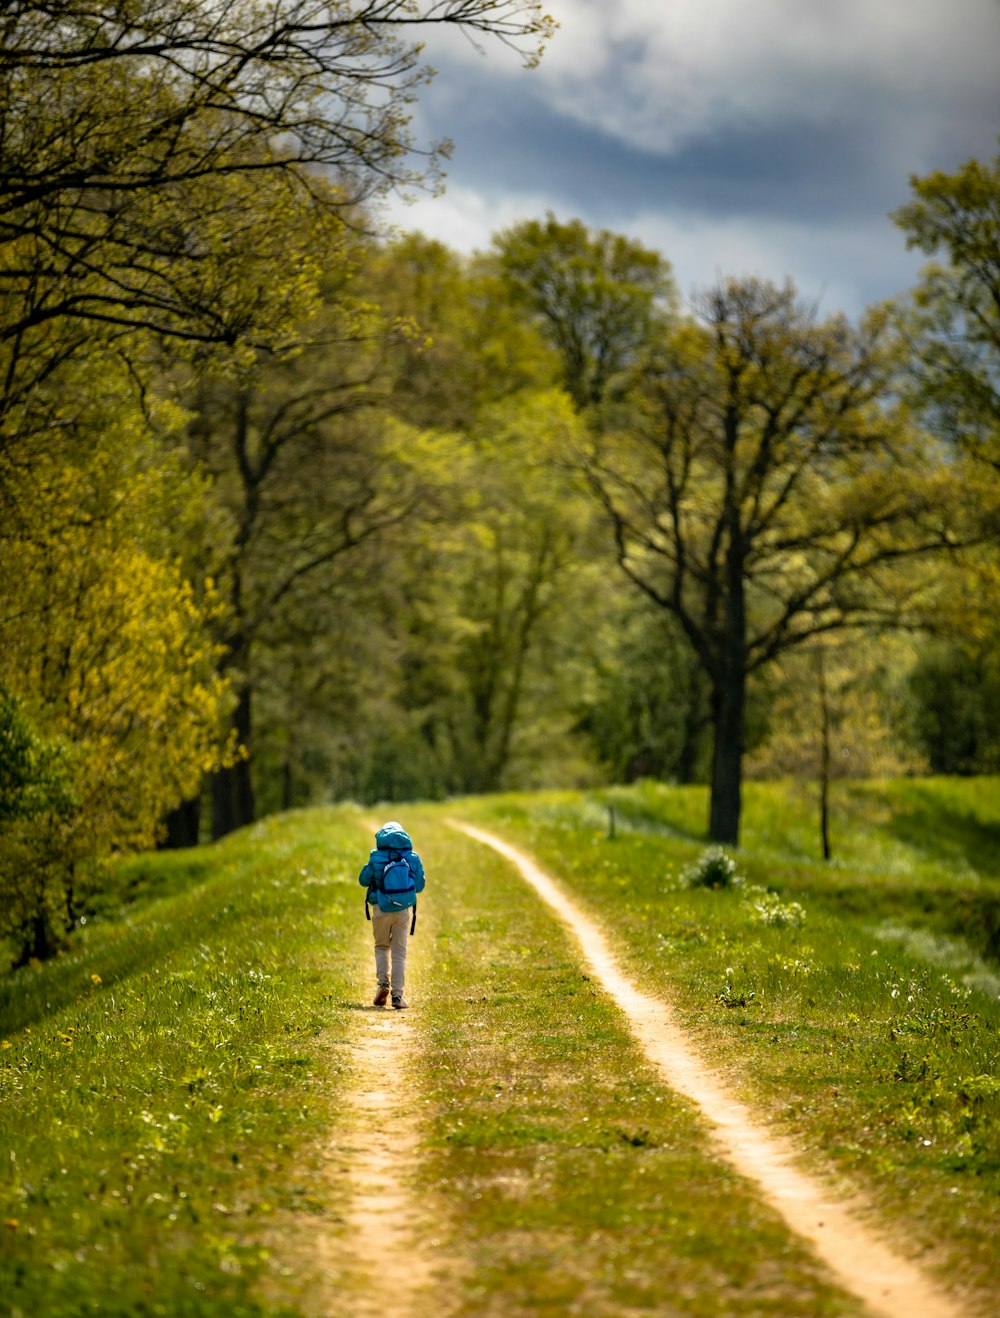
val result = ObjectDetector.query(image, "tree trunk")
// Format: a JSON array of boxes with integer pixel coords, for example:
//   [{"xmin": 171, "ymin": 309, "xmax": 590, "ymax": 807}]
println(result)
[
  {"xmin": 281, "ymin": 754, "xmax": 294, "ymax": 812},
  {"xmin": 709, "ymin": 466, "xmax": 748, "ymax": 846},
  {"xmin": 162, "ymin": 796, "xmax": 201, "ymax": 849},
  {"xmin": 676, "ymin": 660, "xmax": 705, "ymax": 784},
  {"xmin": 816, "ymin": 646, "xmax": 833, "ymax": 861},
  {"xmin": 708, "ymin": 668, "xmax": 745, "ymax": 844},
  {"xmin": 211, "ymin": 683, "xmax": 255, "ymax": 839},
  {"xmin": 15, "ymin": 905, "xmax": 58, "ymax": 967}
]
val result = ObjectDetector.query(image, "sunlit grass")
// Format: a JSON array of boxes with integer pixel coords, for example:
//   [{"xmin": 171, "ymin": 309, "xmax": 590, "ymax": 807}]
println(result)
[
  {"xmin": 3, "ymin": 780, "xmax": 997, "ymax": 1315},
  {"xmin": 456, "ymin": 778, "xmax": 1000, "ymax": 1309},
  {"xmin": 406, "ymin": 814, "xmax": 858, "ymax": 1316},
  {"xmin": 0, "ymin": 808, "xmax": 367, "ymax": 1317}
]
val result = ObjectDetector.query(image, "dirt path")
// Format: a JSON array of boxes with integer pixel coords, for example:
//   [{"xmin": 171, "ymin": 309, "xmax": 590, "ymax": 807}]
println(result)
[
  {"xmin": 319, "ymin": 1003, "xmax": 447, "ymax": 1318},
  {"xmin": 452, "ymin": 821, "xmax": 967, "ymax": 1318},
  {"xmin": 322, "ymin": 817, "xmax": 446, "ymax": 1318}
]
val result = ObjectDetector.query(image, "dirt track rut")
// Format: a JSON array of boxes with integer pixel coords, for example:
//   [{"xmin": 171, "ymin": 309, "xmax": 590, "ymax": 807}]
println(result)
[
  {"xmin": 329, "ymin": 1005, "xmax": 444, "ymax": 1318},
  {"xmin": 452, "ymin": 820, "xmax": 967, "ymax": 1318}
]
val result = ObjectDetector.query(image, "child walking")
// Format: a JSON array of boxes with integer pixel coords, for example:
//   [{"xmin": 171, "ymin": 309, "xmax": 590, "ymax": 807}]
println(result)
[{"xmin": 358, "ymin": 820, "xmax": 426, "ymax": 1009}]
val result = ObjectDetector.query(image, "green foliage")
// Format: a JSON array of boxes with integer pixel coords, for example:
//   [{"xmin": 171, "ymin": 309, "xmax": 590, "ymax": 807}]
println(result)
[
  {"xmin": 907, "ymin": 638, "xmax": 1000, "ymax": 774},
  {"xmin": 0, "ymin": 689, "xmax": 74, "ymax": 827},
  {"xmin": 0, "ymin": 0, "xmax": 557, "ymax": 865},
  {"xmin": 372, "ymin": 233, "xmax": 560, "ymax": 430},
  {"xmin": 0, "ymin": 355, "xmax": 234, "ymax": 962},
  {"xmin": 494, "ymin": 213, "xmax": 676, "ymax": 408},
  {"xmin": 893, "ymin": 145, "xmax": 1000, "ymax": 479},
  {"xmin": 277, "ymin": 384, "xmax": 607, "ymax": 805},
  {"xmin": 579, "ymin": 601, "xmax": 710, "ymax": 784}
]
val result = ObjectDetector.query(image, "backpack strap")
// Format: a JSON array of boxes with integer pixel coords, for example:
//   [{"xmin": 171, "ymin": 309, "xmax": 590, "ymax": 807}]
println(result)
[{"xmin": 410, "ymin": 900, "xmax": 417, "ymax": 936}]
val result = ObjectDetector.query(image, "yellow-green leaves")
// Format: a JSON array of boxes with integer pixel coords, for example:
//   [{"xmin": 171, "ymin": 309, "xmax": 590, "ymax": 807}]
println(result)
[
  {"xmin": 892, "ymin": 147, "xmax": 1000, "ymax": 483},
  {"xmin": 494, "ymin": 214, "xmax": 677, "ymax": 410},
  {"xmin": 0, "ymin": 350, "xmax": 233, "ymax": 962}
]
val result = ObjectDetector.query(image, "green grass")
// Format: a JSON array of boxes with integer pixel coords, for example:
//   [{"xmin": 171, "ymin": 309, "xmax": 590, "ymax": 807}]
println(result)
[
  {"xmin": 2, "ymin": 778, "xmax": 998, "ymax": 1316},
  {"xmin": 0, "ymin": 808, "xmax": 369, "ymax": 1318},
  {"xmin": 456, "ymin": 778, "xmax": 1000, "ymax": 1310},
  {"xmin": 406, "ymin": 816, "xmax": 862, "ymax": 1316}
]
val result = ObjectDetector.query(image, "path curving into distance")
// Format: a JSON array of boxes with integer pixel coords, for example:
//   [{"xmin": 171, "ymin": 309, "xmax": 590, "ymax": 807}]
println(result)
[{"xmin": 452, "ymin": 821, "xmax": 967, "ymax": 1318}]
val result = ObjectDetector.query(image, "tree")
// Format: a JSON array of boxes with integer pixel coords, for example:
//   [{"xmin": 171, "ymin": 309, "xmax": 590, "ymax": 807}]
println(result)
[
  {"xmin": 892, "ymin": 145, "xmax": 1000, "ymax": 478},
  {"xmin": 891, "ymin": 150, "xmax": 1000, "ymax": 771},
  {"xmin": 0, "ymin": 688, "xmax": 76, "ymax": 966},
  {"xmin": 0, "ymin": 688, "xmax": 74, "ymax": 829},
  {"xmin": 578, "ymin": 599, "xmax": 709, "ymax": 787},
  {"xmin": 583, "ymin": 277, "xmax": 963, "ymax": 844},
  {"xmin": 494, "ymin": 214, "xmax": 676, "ymax": 409},
  {"xmin": 239, "ymin": 241, "xmax": 598, "ymax": 809},
  {"xmin": 745, "ymin": 635, "xmax": 926, "ymax": 858},
  {"xmin": 0, "ymin": 351, "xmax": 232, "ymax": 959},
  {"xmin": 0, "ymin": 1, "xmax": 553, "ymax": 285},
  {"xmin": 0, "ymin": 3, "xmax": 554, "ymax": 435},
  {"xmin": 181, "ymin": 242, "xmax": 445, "ymax": 835},
  {"xmin": 372, "ymin": 233, "xmax": 559, "ymax": 431},
  {"xmin": 367, "ymin": 388, "xmax": 594, "ymax": 798},
  {"xmin": 907, "ymin": 636, "xmax": 1000, "ymax": 775}
]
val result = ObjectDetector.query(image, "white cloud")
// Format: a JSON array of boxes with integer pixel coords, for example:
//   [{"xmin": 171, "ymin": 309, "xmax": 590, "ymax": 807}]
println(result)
[
  {"xmin": 388, "ymin": 1, "xmax": 997, "ymax": 319},
  {"xmin": 625, "ymin": 208, "xmax": 922, "ymax": 320},
  {"xmin": 440, "ymin": 0, "xmax": 1000, "ymax": 156},
  {"xmin": 376, "ymin": 183, "xmax": 555, "ymax": 254}
]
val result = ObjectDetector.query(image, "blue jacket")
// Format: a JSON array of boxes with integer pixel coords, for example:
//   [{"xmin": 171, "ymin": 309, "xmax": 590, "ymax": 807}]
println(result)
[{"xmin": 359, "ymin": 821, "xmax": 426, "ymax": 912}]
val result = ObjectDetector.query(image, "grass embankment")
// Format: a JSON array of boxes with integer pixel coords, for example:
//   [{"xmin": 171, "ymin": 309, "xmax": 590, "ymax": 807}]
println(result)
[
  {"xmin": 456, "ymin": 777, "xmax": 1000, "ymax": 1313},
  {"xmin": 2, "ymin": 779, "xmax": 997, "ymax": 1316},
  {"xmin": 3, "ymin": 806, "xmax": 865, "ymax": 1318},
  {"xmin": 0, "ymin": 808, "xmax": 370, "ymax": 1318}
]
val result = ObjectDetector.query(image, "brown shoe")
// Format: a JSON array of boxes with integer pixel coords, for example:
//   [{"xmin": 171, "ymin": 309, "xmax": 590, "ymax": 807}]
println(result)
[{"xmin": 373, "ymin": 985, "xmax": 390, "ymax": 1007}]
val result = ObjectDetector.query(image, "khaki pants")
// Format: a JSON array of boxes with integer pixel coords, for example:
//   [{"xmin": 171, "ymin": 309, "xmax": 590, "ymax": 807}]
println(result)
[{"xmin": 371, "ymin": 906, "xmax": 411, "ymax": 993}]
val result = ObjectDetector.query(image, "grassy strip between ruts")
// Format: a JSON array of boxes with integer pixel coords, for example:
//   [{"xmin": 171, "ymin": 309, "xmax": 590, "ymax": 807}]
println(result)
[
  {"xmin": 451, "ymin": 779, "xmax": 1000, "ymax": 1317},
  {"xmin": 404, "ymin": 810, "xmax": 864, "ymax": 1317},
  {"xmin": 0, "ymin": 807, "xmax": 371, "ymax": 1318}
]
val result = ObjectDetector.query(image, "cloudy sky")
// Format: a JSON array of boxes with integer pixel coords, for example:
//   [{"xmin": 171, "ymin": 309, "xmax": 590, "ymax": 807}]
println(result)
[{"xmin": 378, "ymin": 0, "xmax": 1000, "ymax": 319}]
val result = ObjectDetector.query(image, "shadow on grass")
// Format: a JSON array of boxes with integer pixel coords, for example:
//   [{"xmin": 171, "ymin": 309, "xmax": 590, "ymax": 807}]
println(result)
[
  {"xmin": 339, "ymin": 1001, "xmax": 402, "ymax": 1013},
  {"xmin": 599, "ymin": 787, "xmax": 707, "ymax": 844},
  {"xmin": 0, "ymin": 859, "xmax": 336, "ymax": 1037},
  {"xmin": 882, "ymin": 783, "xmax": 1000, "ymax": 877},
  {"xmin": 777, "ymin": 870, "xmax": 1000, "ymax": 964},
  {"xmin": 0, "ymin": 880, "xmax": 229, "ymax": 1036}
]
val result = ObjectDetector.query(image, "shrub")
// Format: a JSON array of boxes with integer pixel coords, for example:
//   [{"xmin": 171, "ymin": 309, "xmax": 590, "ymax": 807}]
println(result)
[{"xmin": 683, "ymin": 845, "xmax": 745, "ymax": 889}]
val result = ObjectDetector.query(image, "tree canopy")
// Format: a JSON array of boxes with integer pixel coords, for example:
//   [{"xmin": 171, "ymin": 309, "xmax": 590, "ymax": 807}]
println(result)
[
  {"xmin": 892, "ymin": 144, "xmax": 1000, "ymax": 477},
  {"xmin": 582, "ymin": 277, "xmax": 965, "ymax": 842},
  {"xmin": 494, "ymin": 214, "xmax": 676, "ymax": 409},
  {"xmin": 4, "ymin": 99, "xmax": 999, "ymax": 960},
  {"xmin": 0, "ymin": 2, "xmax": 554, "ymax": 425}
]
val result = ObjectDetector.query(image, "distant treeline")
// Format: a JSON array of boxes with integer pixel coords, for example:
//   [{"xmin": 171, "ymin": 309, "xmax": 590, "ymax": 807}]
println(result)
[{"xmin": 1, "ymin": 3, "xmax": 997, "ymax": 965}]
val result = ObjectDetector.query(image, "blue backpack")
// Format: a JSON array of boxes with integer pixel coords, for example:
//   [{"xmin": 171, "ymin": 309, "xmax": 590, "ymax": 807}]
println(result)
[{"xmin": 366, "ymin": 848, "xmax": 417, "ymax": 932}]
